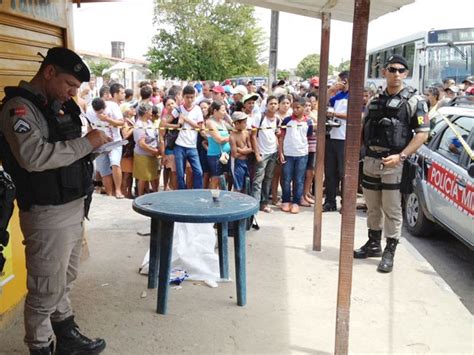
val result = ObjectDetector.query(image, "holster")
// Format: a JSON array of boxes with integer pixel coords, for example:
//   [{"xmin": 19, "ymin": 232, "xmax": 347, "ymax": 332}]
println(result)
[
  {"xmin": 0, "ymin": 171, "xmax": 15, "ymax": 273},
  {"xmin": 400, "ymin": 159, "xmax": 418, "ymax": 194}
]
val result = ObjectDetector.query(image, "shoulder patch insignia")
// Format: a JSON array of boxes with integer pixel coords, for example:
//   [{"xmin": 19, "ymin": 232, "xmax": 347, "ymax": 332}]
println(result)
[
  {"xmin": 422, "ymin": 102, "xmax": 428, "ymax": 113},
  {"xmin": 13, "ymin": 119, "xmax": 31, "ymax": 134},
  {"xmin": 9, "ymin": 106, "xmax": 27, "ymax": 117}
]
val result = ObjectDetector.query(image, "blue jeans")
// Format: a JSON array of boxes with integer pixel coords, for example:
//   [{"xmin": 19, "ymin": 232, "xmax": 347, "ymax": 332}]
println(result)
[
  {"xmin": 282, "ymin": 155, "xmax": 308, "ymax": 204},
  {"xmin": 174, "ymin": 144, "xmax": 203, "ymax": 189}
]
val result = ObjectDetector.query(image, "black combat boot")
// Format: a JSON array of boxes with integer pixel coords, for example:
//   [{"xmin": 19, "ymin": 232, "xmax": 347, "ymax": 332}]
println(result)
[
  {"xmin": 377, "ymin": 238, "xmax": 399, "ymax": 273},
  {"xmin": 52, "ymin": 316, "xmax": 106, "ymax": 355},
  {"xmin": 353, "ymin": 229, "xmax": 382, "ymax": 258},
  {"xmin": 29, "ymin": 343, "xmax": 54, "ymax": 355}
]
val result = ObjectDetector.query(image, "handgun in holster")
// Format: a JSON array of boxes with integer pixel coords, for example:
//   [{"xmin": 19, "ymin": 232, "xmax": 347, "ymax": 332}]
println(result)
[
  {"xmin": 0, "ymin": 171, "xmax": 16, "ymax": 273},
  {"xmin": 400, "ymin": 158, "xmax": 418, "ymax": 194}
]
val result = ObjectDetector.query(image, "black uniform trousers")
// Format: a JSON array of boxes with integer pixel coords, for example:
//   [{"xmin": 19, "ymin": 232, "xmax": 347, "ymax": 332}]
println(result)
[{"xmin": 324, "ymin": 138, "xmax": 345, "ymax": 207}]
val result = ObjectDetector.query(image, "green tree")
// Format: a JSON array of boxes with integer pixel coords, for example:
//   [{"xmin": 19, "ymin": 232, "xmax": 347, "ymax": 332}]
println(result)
[
  {"xmin": 295, "ymin": 54, "xmax": 320, "ymax": 79},
  {"xmin": 336, "ymin": 60, "xmax": 351, "ymax": 73},
  {"xmin": 86, "ymin": 58, "xmax": 112, "ymax": 78},
  {"xmin": 277, "ymin": 69, "xmax": 290, "ymax": 80},
  {"xmin": 147, "ymin": 0, "xmax": 265, "ymax": 81},
  {"xmin": 296, "ymin": 54, "xmax": 335, "ymax": 79},
  {"xmin": 240, "ymin": 62, "xmax": 268, "ymax": 77}
]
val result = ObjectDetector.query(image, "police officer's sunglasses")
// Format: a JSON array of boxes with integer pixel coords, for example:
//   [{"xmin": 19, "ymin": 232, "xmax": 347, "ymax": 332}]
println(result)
[{"xmin": 386, "ymin": 67, "xmax": 407, "ymax": 74}]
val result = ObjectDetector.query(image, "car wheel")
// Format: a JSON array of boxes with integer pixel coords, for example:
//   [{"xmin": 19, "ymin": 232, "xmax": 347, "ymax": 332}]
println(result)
[{"xmin": 404, "ymin": 190, "xmax": 435, "ymax": 237}]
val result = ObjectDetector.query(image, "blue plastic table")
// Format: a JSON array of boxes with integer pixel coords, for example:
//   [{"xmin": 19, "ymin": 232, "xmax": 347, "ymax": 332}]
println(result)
[{"xmin": 132, "ymin": 190, "xmax": 259, "ymax": 314}]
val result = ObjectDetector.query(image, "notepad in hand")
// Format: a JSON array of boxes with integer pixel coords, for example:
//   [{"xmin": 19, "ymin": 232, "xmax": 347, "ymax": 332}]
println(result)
[{"xmin": 93, "ymin": 140, "xmax": 128, "ymax": 154}]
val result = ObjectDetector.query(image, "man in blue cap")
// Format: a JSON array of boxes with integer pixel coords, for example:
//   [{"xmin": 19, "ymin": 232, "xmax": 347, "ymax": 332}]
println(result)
[{"xmin": 0, "ymin": 47, "xmax": 109, "ymax": 354}]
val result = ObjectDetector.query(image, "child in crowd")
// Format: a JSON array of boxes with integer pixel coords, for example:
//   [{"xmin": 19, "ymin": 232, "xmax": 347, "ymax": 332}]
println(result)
[
  {"xmin": 229, "ymin": 112, "xmax": 252, "ymax": 192},
  {"xmin": 172, "ymin": 85, "xmax": 204, "ymax": 189},
  {"xmin": 307, "ymin": 92, "xmax": 319, "ymax": 120},
  {"xmin": 159, "ymin": 96, "xmax": 179, "ymax": 190},
  {"xmin": 251, "ymin": 95, "xmax": 280, "ymax": 213},
  {"xmin": 242, "ymin": 93, "xmax": 260, "ymax": 129},
  {"xmin": 302, "ymin": 98, "xmax": 317, "ymax": 206},
  {"xmin": 278, "ymin": 96, "xmax": 313, "ymax": 214},
  {"xmin": 151, "ymin": 87, "xmax": 161, "ymax": 106},
  {"xmin": 133, "ymin": 104, "xmax": 160, "ymax": 196},
  {"xmin": 120, "ymin": 101, "xmax": 138, "ymax": 198},
  {"xmin": 152, "ymin": 106, "xmax": 162, "ymax": 191},
  {"xmin": 271, "ymin": 94, "xmax": 294, "ymax": 205}
]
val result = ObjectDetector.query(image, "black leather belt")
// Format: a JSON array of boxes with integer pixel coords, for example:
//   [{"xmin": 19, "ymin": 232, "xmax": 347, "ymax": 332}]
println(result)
[{"xmin": 365, "ymin": 149, "xmax": 398, "ymax": 159}]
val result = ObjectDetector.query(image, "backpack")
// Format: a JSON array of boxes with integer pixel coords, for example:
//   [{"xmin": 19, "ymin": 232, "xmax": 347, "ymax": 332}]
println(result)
[{"xmin": 256, "ymin": 114, "xmax": 281, "ymax": 137}]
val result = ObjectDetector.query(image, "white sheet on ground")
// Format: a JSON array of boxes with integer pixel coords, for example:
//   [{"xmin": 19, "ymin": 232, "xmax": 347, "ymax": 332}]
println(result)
[{"xmin": 139, "ymin": 222, "xmax": 220, "ymax": 281}]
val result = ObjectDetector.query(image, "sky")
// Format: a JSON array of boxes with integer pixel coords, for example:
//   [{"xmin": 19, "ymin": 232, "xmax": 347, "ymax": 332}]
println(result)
[{"xmin": 73, "ymin": 0, "xmax": 474, "ymax": 70}]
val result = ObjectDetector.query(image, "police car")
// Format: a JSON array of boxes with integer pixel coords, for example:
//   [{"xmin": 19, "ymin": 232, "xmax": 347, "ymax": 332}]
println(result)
[{"xmin": 404, "ymin": 97, "xmax": 474, "ymax": 249}]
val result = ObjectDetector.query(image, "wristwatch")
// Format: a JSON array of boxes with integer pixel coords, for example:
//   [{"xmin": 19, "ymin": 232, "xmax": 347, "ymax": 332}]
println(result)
[{"xmin": 399, "ymin": 152, "xmax": 407, "ymax": 162}]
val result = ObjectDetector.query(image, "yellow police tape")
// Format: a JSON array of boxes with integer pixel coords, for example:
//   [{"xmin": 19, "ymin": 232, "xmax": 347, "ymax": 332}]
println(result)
[
  {"xmin": 436, "ymin": 111, "xmax": 474, "ymax": 160},
  {"xmin": 86, "ymin": 122, "xmax": 309, "ymax": 132}
]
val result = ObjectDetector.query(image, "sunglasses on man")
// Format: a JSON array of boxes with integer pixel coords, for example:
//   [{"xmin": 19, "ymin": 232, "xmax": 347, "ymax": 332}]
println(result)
[{"xmin": 386, "ymin": 67, "xmax": 407, "ymax": 74}]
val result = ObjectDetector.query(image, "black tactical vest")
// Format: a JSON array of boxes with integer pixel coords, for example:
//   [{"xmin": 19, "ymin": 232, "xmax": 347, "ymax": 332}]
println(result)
[
  {"xmin": 363, "ymin": 87, "xmax": 414, "ymax": 153},
  {"xmin": 0, "ymin": 87, "xmax": 93, "ymax": 211}
]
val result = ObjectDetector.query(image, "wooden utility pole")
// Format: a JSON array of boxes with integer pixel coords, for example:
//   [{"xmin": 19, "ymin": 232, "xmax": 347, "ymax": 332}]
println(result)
[
  {"xmin": 312, "ymin": 12, "xmax": 331, "ymax": 251},
  {"xmin": 334, "ymin": 0, "xmax": 371, "ymax": 354}
]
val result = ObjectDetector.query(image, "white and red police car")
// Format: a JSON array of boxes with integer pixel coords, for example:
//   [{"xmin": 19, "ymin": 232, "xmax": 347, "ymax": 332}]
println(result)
[{"xmin": 404, "ymin": 97, "xmax": 474, "ymax": 249}]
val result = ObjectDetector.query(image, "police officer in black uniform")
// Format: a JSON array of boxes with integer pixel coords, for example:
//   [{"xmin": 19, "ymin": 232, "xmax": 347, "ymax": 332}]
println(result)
[
  {"xmin": 0, "ymin": 47, "xmax": 110, "ymax": 354},
  {"xmin": 354, "ymin": 54, "xmax": 430, "ymax": 273}
]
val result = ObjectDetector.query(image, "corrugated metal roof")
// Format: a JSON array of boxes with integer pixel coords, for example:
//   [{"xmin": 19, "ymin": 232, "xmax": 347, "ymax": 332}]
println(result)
[{"xmin": 236, "ymin": 0, "xmax": 414, "ymax": 22}]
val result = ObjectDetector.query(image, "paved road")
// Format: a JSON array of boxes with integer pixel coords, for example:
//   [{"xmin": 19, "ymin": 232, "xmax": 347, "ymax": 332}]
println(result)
[{"xmin": 403, "ymin": 226, "xmax": 474, "ymax": 314}]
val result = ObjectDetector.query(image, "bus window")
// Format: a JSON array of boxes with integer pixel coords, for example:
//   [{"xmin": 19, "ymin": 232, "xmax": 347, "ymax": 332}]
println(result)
[
  {"xmin": 368, "ymin": 55, "xmax": 373, "ymax": 78},
  {"xmin": 368, "ymin": 54, "xmax": 376, "ymax": 78},
  {"xmin": 370, "ymin": 53, "xmax": 382, "ymax": 78},
  {"xmin": 403, "ymin": 42, "xmax": 415, "ymax": 77},
  {"xmin": 393, "ymin": 45, "xmax": 403, "ymax": 55},
  {"xmin": 382, "ymin": 50, "xmax": 391, "ymax": 67},
  {"xmin": 426, "ymin": 44, "xmax": 473, "ymax": 85}
]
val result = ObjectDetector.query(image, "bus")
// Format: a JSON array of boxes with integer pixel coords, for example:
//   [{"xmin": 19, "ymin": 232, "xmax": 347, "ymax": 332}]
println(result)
[
  {"xmin": 366, "ymin": 27, "xmax": 474, "ymax": 93},
  {"xmin": 228, "ymin": 76, "xmax": 267, "ymax": 88}
]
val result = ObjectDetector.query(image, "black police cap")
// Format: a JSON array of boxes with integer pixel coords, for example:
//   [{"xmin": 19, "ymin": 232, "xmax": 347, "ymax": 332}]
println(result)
[
  {"xmin": 384, "ymin": 54, "xmax": 409, "ymax": 69},
  {"xmin": 42, "ymin": 47, "xmax": 90, "ymax": 82}
]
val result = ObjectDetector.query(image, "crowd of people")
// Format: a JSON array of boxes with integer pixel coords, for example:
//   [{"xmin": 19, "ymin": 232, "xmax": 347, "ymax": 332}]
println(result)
[
  {"xmin": 78, "ymin": 71, "xmax": 473, "ymax": 215},
  {"xmin": 79, "ymin": 77, "xmax": 320, "ymax": 214}
]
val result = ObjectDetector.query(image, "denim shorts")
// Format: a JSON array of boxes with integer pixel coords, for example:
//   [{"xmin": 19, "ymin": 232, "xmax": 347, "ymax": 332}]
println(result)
[
  {"xmin": 95, "ymin": 146, "xmax": 122, "ymax": 177},
  {"xmin": 231, "ymin": 158, "xmax": 249, "ymax": 191},
  {"xmin": 207, "ymin": 155, "xmax": 228, "ymax": 177}
]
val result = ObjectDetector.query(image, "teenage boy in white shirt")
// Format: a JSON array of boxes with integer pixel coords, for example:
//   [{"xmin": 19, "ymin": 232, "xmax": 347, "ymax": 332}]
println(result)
[
  {"xmin": 278, "ymin": 96, "xmax": 313, "ymax": 214},
  {"xmin": 172, "ymin": 85, "xmax": 204, "ymax": 189},
  {"xmin": 251, "ymin": 95, "xmax": 280, "ymax": 213}
]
